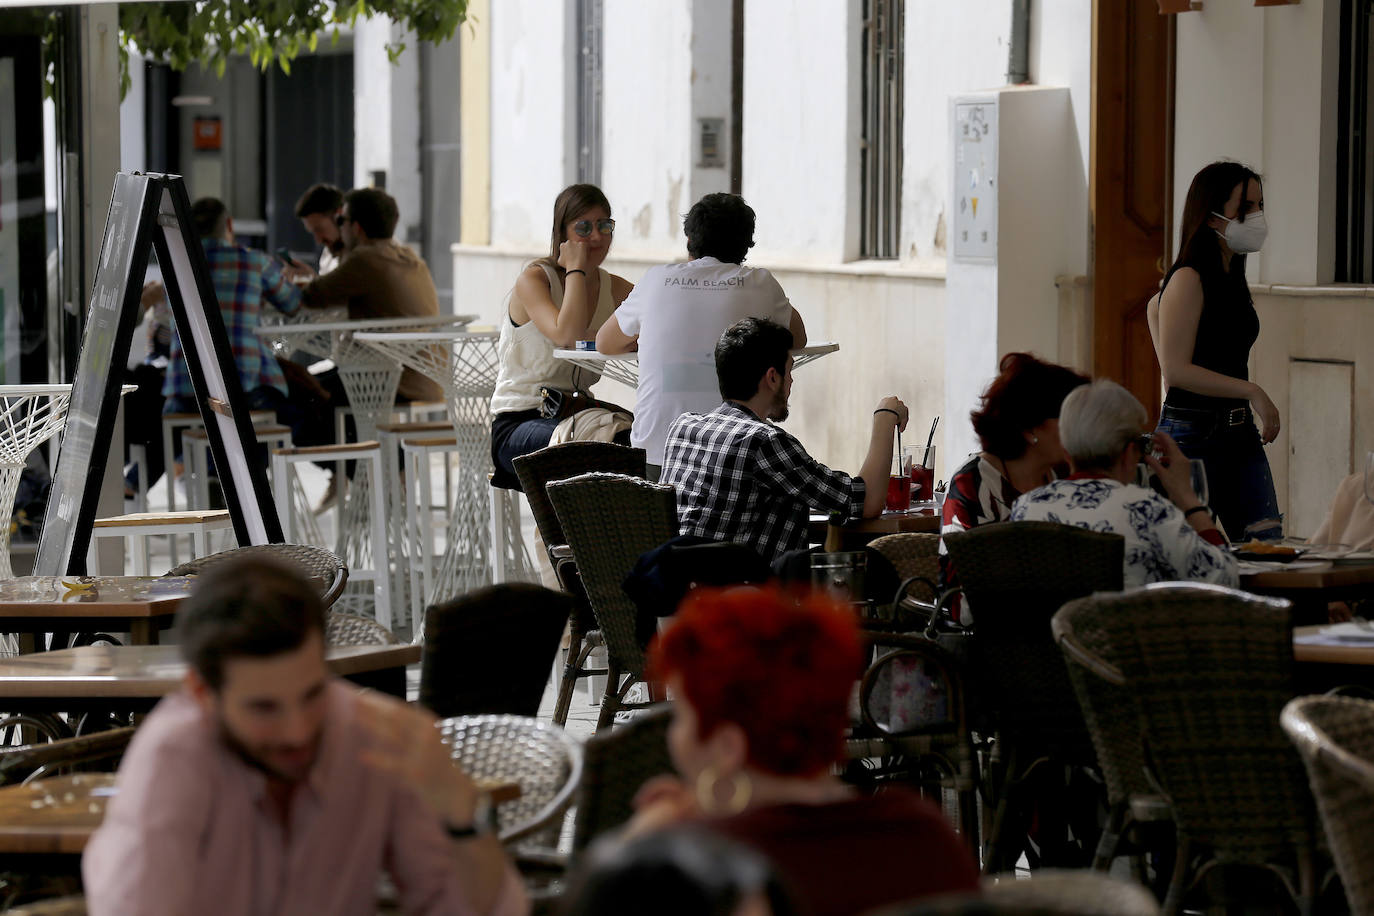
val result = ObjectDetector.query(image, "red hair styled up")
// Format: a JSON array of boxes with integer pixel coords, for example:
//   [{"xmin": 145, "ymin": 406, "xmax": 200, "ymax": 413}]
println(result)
[{"xmin": 649, "ymin": 585, "xmax": 864, "ymax": 777}]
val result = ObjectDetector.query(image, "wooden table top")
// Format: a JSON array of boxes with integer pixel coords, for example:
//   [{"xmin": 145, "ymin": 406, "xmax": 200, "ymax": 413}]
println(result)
[
  {"xmin": 0, "ymin": 770, "xmax": 519, "ymax": 855},
  {"xmin": 0, "ymin": 644, "xmax": 421, "ymax": 699},
  {"xmin": 807, "ymin": 511, "xmax": 941, "ymax": 547},
  {"xmin": 0, "ymin": 577, "xmax": 193, "ymax": 619},
  {"xmin": 1241, "ymin": 560, "xmax": 1374, "ymax": 593},
  {"xmin": 1294, "ymin": 625, "xmax": 1374, "ymax": 666}
]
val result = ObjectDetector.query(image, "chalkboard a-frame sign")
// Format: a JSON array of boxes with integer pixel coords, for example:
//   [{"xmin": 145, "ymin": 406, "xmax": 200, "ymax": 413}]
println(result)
[{"xmin": 36, "ymin": 172, "xmax": 284, "ymax": 575}]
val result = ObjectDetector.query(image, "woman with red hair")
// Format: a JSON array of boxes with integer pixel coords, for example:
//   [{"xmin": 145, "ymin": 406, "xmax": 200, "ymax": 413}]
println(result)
[{"xmin": 625, "ymin": 586, "xmax": 978, "ymax": 916}]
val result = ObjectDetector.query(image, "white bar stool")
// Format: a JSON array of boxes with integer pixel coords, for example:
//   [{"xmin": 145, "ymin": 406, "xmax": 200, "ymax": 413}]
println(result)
[
  {"xmin": 183, "ymin": 423, "xmax": 293, "ymax": 511},
  {"xmin": 89, "ymin": 510, "xmax": 234, "ymax": 575},
  {"xmin": 400, "ymin": 435, "xmax": 463, "ymax": 625}
]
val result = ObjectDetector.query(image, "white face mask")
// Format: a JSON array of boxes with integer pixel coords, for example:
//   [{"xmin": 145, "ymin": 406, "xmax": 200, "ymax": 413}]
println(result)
[{"xmin": 1213, "ymin": 210, "xmax": 1267, "ymax": 254}]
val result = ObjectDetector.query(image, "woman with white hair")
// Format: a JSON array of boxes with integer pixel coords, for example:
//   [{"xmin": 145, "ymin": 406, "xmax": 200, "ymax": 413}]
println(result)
[{"xmin": 1009, "ymin": 379, "xmax": 1237, "ymax": 589}]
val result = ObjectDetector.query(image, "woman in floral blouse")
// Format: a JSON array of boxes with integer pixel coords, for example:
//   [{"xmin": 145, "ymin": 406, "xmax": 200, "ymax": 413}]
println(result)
[{"xmin": 1010, "ymin": 379, "xmax": 1236, "ymax": 588}]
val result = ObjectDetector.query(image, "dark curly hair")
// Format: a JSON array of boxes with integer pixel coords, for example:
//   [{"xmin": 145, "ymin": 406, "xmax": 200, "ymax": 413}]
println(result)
[
  {"xmin": 649, "ymin": 585, "xmax": 864, "ymax": 777},
  {"xmin": 683, "ymin": 193, "xmax": 755, "ymax": 264},
  {"xmin": 970, "ymin": 352, "xmax": 1089, "ymax": 460},
  {"xmin": 714, "ymin": 317, "xmax": 793, "ymax": 401}
]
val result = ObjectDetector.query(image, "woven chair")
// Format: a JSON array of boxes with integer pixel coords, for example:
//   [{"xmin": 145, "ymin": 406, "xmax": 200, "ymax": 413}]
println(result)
[
  {"xmin": 164, "ymin": 544, "xmax": 349, "ymax": 608},
  {"xmin": 571, "ymin": 705, "xmax": 675, "ymax": 855},
  {"xmin": 1052, "ymin": 583, "xmax": 1320, "ymax": 915},
  {"xmin": 325, "ymin": 611, "xmax": 401, "ymax": 647},
  {"xmin": 547, "ymin": 473, "xmax": 677, "ymax": 732},
  {"xmin": 436, "ymin": 714, "xmax": 583, "ymax": 846},
  {"xmin": 419, "ymin": 584, "xmax": 571, "ymax": 718},
  {"xmin": 513, "ymin": 442, "xmax": 647, "ymax": 727},
  {"xmin": 1281, "ymin": 695, "xmax": 1374, "ymax": 914},
  {"xmin": 942, "ymin": 521, "xmax": 1123, "ymax": 873},
  {"xmin": 868, "ymin": 533, "xmax": 941, "ymax": 628},
  {"xmin": 0, "ymin": 727, "xmax": 136, "ymax": 786},
  {"xmin": 883, "ymin": 870, "xmax": 1160, "ymax": 916}
]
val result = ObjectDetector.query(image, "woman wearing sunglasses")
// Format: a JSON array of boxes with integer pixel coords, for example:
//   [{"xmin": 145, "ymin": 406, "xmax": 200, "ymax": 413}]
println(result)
[{"xmin": 490, "ymin": 184, "xmax": 635, "ymax": 482}]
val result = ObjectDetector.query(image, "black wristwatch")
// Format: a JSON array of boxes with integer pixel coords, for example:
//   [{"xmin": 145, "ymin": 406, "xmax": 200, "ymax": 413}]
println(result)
[{"xmin": 445, "ymin": 822, "xmax": 480, "ymax": 840}]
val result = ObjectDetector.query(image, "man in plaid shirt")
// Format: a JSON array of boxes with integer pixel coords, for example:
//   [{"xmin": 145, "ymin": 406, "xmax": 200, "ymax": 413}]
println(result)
[
  {"xmin": 162, "ymin": 198, "xmax": 305, "ymax": 463},
  {"xmin": 661, "ymin": 317, "xmax": 908, "ymax": 561}
]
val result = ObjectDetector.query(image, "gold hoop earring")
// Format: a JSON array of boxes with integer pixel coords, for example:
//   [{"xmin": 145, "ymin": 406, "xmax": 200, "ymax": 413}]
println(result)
[{"xmin": 695, "ymin": 765, "xmax": 753, "ymax": 815}]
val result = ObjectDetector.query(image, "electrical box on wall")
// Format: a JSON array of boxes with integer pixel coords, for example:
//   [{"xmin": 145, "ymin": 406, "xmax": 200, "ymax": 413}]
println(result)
[{"xmin": 953, "ymin": 100, "xmax": 998, "ymax": 261}]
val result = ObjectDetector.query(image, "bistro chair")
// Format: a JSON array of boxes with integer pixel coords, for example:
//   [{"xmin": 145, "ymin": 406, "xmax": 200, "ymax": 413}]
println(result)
[
  {"xmin": 883, "ymin": 870, "xmax": 1160, "ymax": 916},
  {"xmin": 941, "ymin": 521, "xmax": 1123, "ymax": 873},
  {"xmin": 324, "ymin": 611, "xmax": 400, "ymax": 647},
  {"xmin": 512, "ymin": 442, "xmax": 647, "ymax": 727},
  {"xmin": 164, "ymin": 544, "xmax": 349, "ymax": 609},
  {"xmin": 1053, "ymin": 583, "xmax": 1321, "ymax": 916},
  {"xmin": 1281, "ymin": 694, "xmax": 1374, "ymax": 914},
  {"xmin": 547, "ymin": 473, "xmax": 677, "ymax": 732},
  {"xmin": 419, "ymin": 584, "xmax": 571, "ymax": 719},
  {"xmin": 571, "ymin": 705, "xmax": 676, "ymax": 856},
  {"xmin": 0, "ymin": 727, "xmax": 136, "ymax": 786},
  {"xmin": 436, "ymin": 714, "xmax": 583, "ymax": 847},
  {"xmin": 867, "ymin": 532, "xmax": 941, "ymax": 628}
]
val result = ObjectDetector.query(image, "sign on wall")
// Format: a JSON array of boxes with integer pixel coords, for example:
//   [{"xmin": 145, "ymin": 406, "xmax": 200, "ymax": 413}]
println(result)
[{"xmin": 952, "ymin": 100, "xmax": 998, "ymax": 261}]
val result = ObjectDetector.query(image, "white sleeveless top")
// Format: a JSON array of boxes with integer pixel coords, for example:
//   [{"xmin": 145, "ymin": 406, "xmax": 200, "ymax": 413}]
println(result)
[{"xmin": 490, "ymin": 263, "xmax": 617, "ymax": 414}]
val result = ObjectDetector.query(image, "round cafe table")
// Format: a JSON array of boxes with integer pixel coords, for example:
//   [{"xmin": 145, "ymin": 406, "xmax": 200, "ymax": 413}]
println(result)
[
  {"xmin": 353, "ymin": 329, "xmax": 534, "ymax": 623},
  {"xmin": 551, "ymin": 341, "xmax": 840, "ymax": 388},
  {"xmin": 253, "ymin": 315, "xmax": 474, "ymax": 620}
]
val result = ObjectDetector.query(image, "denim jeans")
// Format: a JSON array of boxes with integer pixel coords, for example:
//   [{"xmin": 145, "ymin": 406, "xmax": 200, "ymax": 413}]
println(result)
[{"xmin": 1156, "ymin": 404, "xmax": 1282, "ymax": 541}]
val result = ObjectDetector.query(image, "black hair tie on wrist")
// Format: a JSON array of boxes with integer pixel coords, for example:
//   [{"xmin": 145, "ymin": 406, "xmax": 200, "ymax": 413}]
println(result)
[
  {"xmin": 874, "ymin": 408, "xmax": 901, "ymax": 420},
  {"xmin": 1184, "ymin": 504, "xmax": 1210, "ymax": 519},
  {"xmin": 565, "ymin": 268, "xmax": 586, "ymax": 276}
]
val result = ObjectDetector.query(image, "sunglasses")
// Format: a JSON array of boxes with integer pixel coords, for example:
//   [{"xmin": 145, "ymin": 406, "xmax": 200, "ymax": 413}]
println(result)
[{"xmin": 572, "ymin": 218, "xmax": 615, "ymax": 238}]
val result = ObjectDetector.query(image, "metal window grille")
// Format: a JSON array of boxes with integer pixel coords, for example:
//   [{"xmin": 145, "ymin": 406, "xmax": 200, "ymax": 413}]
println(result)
[
  {"xmin": 576, "ymin": 0, "xmax": 603, "ymax": 185},
  {"xmin": 861, "ymin": 0, "xmax": 904, "ymax": 259},
  {"xmin": 1336, "ymin": 0, "xmax": 1374, "ymax": 282}
]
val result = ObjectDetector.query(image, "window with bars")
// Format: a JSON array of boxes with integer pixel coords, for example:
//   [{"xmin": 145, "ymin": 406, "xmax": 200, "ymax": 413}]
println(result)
[
  {"xmin": 575, "ymin": 0, "xmax": 603, "ymax": 185},
  {"xmin": 860, "ymin": 0, "xmax": 904, "ymax": 259}
]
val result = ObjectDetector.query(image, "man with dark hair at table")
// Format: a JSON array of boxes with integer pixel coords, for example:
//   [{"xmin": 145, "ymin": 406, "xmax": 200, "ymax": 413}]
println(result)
[
  {"xmin": 596, "ymin": 193, "xmax": 807, "ymax": 477},
  {"xmin": 292, "ymin": 182, "xmax": 346, "ymax": 276},
  {"xmin": 83, "ymin": 557, "xmax": 526, "ymax": 916},
  {"xmin": 660, "ymin": 317, "xmax": 907, "ymax": 562}
]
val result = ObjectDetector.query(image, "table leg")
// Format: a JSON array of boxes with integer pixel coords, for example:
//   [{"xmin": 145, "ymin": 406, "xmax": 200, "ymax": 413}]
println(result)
[{"xmin": 129, "ymin": 620, "xmax": 157, "ymax": 646}]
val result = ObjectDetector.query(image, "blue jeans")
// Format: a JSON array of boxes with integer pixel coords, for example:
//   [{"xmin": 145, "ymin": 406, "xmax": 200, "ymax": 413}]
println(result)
[{"xmin": 1156, "ymin": 404, "xmax": 1282, "ymax": 541}]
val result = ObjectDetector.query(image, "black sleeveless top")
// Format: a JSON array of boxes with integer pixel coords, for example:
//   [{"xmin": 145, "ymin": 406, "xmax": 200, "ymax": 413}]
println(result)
[{"xmin": 1161, "ymin": 260, "xmax": 1258, "ymax": 411}]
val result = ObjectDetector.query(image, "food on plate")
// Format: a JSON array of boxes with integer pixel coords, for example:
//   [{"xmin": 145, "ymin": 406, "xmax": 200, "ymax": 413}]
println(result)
[{"xmin": 1233, "ymin": 541, "xmax": 1299, "ymax": 557}]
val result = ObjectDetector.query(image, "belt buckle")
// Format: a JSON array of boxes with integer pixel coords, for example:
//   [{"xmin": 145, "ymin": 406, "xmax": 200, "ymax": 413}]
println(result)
[{"xmin": 1227, "ymin": 407, "xmax": 1247, "ymax": 427}]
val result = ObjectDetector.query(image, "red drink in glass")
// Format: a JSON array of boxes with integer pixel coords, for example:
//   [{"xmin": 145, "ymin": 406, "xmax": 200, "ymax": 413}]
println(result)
[
  {"xmin": 910, "ymin": 464, "xmax": 935, "ymax": 502},
  {"xmin": 886, "ymin": 474, "xmax": 912, "ymax": 512}
]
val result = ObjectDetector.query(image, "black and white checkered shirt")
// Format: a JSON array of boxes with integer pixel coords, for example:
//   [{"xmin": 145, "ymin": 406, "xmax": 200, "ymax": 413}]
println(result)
[{"xmin": 661, "ymin": 401, "xmax": 866, "ymax": 561}]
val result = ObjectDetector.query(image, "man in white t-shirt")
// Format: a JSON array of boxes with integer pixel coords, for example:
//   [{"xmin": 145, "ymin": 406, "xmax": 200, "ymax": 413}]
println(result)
[{"xmin": 596, "ymin": 193, "xmax": 807, "ymax": 474}]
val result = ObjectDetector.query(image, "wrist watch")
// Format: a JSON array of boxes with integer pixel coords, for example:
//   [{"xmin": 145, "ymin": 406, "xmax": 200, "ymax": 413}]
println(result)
[{"xmin": 445, "ymin": 791, "xmax": 492, "ymax": 840}]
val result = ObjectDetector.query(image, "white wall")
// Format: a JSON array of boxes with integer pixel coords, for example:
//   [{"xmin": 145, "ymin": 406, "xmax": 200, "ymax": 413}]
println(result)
[
  {"xmin": 1174, "ymin": 0, "xmax": 1339, "ymax": 285},
  {"xmin": 490, "ymin": 0, "xmax": 572, "ymax": 248},
  {"xmin": 689, "ymin": 0, "xmax": 734, "ymax": 205},
  {"xmin": 742, "ymin": 0, "xmax": 860, "ymax": 264},
  {"xmin": 119, "ymin": 59, "xmax": 146, "ymax": 172},
  {"xmin": 354, "ymin": 18, "xmax": 423, "ymax": 241},
  {"xmin": 901, "ymin": 0, "xmax": 1010, "ymax": 268}
]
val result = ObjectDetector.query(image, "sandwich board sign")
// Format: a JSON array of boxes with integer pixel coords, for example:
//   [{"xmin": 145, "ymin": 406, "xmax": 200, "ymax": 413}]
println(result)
[{"xmin": 36, "ymin": 172, "xmax": 283, "ymax": 574}]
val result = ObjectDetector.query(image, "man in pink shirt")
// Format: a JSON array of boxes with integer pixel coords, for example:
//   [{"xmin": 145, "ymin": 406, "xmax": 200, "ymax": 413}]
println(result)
[{"xmin": 82, "ymin": 557, "xmax": 527, "ymax": 916}]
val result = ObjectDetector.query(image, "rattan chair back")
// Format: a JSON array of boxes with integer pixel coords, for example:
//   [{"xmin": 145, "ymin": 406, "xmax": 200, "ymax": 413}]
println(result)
[
  {"xmin": 942, "ymin": 521, "xmax": 1122, "ymax": 758},
  {"xmin": 868, "ymin": 532, "xmax": 941, "ymax": 603},
  {"xmin": 1054, "ymin": 583, "xmax": 1312, "ymax": 863},
  {"xmin": 436, "ymin": 714, "xmax": 583, "ymax": 845},
  {"xmin": 884, "ymin": 870, "xmax": 1160, "ymax": 915},
  {"xmin": 1281, "ymin": 694, "xmax": 1374, "ymax": 913},
  {"xmin": 164, "ymin": 544, "xmax": 348, "ymax": 608},
  {"xmin": 420, "ymin": 584, "xmax": 571, "ymax": 718},
  {"xmin": 513, "ymin": 442, "xmax": 648, "ymax": 550},
  {"xmin": 0, "ymin": 726, "xmax": 137, "ymax": 786},
  {"xmin": 571, "ymin": 705, "xmax": 675, "ymax": 855},
  {"xmin": 547, "ymin": 473, "xmax": 678, "ymax": 676},
  {"xmin": 324, "ymin": 611, "xmax": 400, "ymax": 647}
]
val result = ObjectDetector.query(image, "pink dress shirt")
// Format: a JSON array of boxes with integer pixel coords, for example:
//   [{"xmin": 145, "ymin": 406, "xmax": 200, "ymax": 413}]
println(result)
[{"xmin": 82, "ymin": 681, "xmax": 527, "ymax": 916}]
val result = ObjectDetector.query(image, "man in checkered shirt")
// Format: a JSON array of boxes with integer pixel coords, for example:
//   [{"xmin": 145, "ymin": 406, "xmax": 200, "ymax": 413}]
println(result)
[{"xmin": 661, "ymin": 317, "xmax": 908, "ymax": 561}]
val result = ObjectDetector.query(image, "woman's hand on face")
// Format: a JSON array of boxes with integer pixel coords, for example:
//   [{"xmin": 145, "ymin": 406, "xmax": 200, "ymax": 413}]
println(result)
[
  {"xmin": 1143, "ymin": 431, "xmax": 1201, "ymax": 510},
  {"xmin": 1250, "ymin": 386, "xmax": 1281, "ymax": 444},
  {"xmin": 558, "ymin": 238, "xmax": 590, "ymax": 273}
]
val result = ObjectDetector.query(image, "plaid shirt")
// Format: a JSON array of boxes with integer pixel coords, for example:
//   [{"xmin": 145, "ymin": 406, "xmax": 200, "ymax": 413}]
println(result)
[
  {"xmin": 164, "ymin": 239, "xmax": 301, "ymax": 400},
  {"xmin": 661, "ymin": 401, "xmax": 865, "ymax": 561}
]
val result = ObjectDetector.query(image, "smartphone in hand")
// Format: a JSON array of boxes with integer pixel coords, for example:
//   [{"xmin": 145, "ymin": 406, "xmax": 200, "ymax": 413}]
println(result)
[{"xmin": 276, "ymin": 247, "xmax": 298, "ymax": 266}]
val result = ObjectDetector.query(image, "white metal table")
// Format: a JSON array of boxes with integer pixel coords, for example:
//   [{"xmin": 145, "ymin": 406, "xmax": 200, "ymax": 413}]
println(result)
[
  {"xmin": 353, "ymin": 329, "xmax": 534, "ymax": 622},
  {"xmin": 550, "ymin": 341, "xmax": 841, "ymax": 388},
  {"xmin": 0, "ymin": 385, "xmax": 73, "ymax": 577},
  {"xmin": 254, "ymin": 315, "xmax": 475, "ymax": 622}
]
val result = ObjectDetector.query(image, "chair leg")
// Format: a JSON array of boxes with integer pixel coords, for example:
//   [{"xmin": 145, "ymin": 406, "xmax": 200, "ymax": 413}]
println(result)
[
  {"xmin": 1161, "ymin": 833, "xmax": 1192, "ymax": 916},
  {"xmin": 982, "ymin": 745, "xmax": 1019, "ymax": 874},
  {"xmin": 595, "ymin": 660, "xmax": 623, "ymax": 732},
  {"xmin": 1092, "ymin": 800, "xmax": 1127, "ymax": 871},
  {"xmin": 552, "ymin": 630, "xmax": 591, "ymax": 728}
]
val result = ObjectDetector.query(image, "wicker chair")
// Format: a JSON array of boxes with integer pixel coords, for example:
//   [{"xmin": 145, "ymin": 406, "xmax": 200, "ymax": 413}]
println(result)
[
  {"xmin": 1052, "ymin": 583, "xmax": 1320, "ymax": 915},
  {"xmin": 0, "ymin": 727, "xmax": 136, "ymax": 786},
  {"xmin": 513, "ymin": 442, "xmax": 647, "ymax": 727},
  {"xmin": 324, "ymin": 611, "xmax": 401, "ymax": 647},
  {"xmin": 1281, "ymin": 695, "xmax": 1374, "ymax": 914},
  {"xmin": 419, "ymin": 584, "xmax": 571, "ymax": 718},
  {"xmin": 164, "ymin": 544, "xmax": 348, "ymax": 608},
  {"xmin": 942, "ymin": 521, "xmax": 1124, "ymax": 873},
  {"xmin": 4, "ymin": 898, "xmax": 87, "ymax": 916},
  {"xmin": 436, "ymin": 714, "xmax": 583, "ymax": 846},
  {"xmin": 547, "ymin": 473, "xmax": 677, "ymax": 732},
  {"xmin": 868, "ymin": 533, "xmax": 942, "ymax": 630},
  {"xmin": 884, "ymin": 870, "xmax": 1160, "ymax": 916},
  {"xmin": 571, "ymin": 705, "xmax": 675, "ymax": 856}
]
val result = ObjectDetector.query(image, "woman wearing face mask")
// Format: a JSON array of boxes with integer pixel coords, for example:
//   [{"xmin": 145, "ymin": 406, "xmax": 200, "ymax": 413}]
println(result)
[{"xmin": 1148, "ymin": 160, "xmax": 1281, "ymax": 541}]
